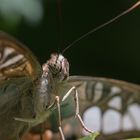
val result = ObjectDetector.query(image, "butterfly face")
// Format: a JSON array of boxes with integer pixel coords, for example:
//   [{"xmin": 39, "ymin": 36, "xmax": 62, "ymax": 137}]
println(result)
[{"xmin": 34, "ymin": 53, "xmax": 69, "ymax": 115}]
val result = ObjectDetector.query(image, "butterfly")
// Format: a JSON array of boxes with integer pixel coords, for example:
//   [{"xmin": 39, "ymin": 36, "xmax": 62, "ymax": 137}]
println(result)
[
  {"xmin": 0, "ymin": 31, "xmax": 86, "ymax": 140},
  {"xmin": 0, "ymin": 31, "xmax": 140, "ymax": 140}
]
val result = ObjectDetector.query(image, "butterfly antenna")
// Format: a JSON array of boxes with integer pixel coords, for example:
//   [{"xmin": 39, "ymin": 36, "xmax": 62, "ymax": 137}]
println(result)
[{"xmin": 62, "ymin": 1, "xmax": 140, "ymax": 54}]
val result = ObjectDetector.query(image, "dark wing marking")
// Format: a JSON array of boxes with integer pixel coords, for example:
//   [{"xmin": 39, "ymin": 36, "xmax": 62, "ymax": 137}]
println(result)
[{"xmin": 0, "ymin": 31, "xmax": 42, "ymax": 82}]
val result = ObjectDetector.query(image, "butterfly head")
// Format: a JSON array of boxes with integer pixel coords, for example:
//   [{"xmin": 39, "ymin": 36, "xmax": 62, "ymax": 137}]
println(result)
[
  {"xmin": 34, "ymin": 53, "xmax": 69, "ymax": 113},
  {"xmin": 42, "ymin": 53, "xmax": 69, "ymax": 82}
]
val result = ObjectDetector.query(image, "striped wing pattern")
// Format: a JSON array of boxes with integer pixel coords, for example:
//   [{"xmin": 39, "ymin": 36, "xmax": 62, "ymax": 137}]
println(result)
[
  {"xmin": 0, "ymin": 32, "xmax": 42, "ymax": 81},
  {"xmin": 67, "ymin": 76, "xmax": 140, "ymax": 139}
]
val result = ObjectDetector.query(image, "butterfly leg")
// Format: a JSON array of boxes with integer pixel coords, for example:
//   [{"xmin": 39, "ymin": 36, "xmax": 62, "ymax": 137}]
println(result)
[
  {"xmin": 55, "ymin": 96, "xmax": 65, "ymax": 140},
  {"xmin": 14, "ymin": 117, "xmax": 37, "ymax": 123},
  {"xmin": 74, "ymin": 89, "xmax": 94, "ymax": 133},
  {"xmin": 62, "ymin": 86, "xmax": 94, "ymax": 134}
]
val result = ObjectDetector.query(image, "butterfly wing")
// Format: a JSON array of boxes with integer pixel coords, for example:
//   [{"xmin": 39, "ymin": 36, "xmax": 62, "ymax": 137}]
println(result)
[
  {"xmin": 63, "ymin": 76, "xmax": 140, "ymax": 139},
  {"xmin": 0, "ymin": 31, "xmax": 42, "ymax": 81},
  {"xmin": 0, "ymin": 32, "xmax": 42, "ymax": 140}
]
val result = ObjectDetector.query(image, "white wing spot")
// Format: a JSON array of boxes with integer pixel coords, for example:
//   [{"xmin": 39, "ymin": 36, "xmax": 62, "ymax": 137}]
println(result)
[
  {"xmin": 0, "ymin": 54, "xmax": 24, "ymax": 69},
  {"xmin": 83, "ymin": 106, "xmax": 101, "ymax": 135},
  {"xmin": 110, "ymin": 86, "xmax": 122, "ymax": 95},
  {"xmin": 103, "ymin": 109, "xmax": 121, "ymax": 134},
  {"xmin": 122, "ymin": 112, "xmax": 135, "ymax": 131},
  {"xmin": 94, "ymin": 82, "xmax": 103, "ymax": 102},
  {"xmin": 128, "ymin": 103, "xmax": 140, "ymax": 130},
  {"xmin": 0, "ymin": 47, "xmax": 15, "ymax": 62},
  {"xmin": 4, "ymin": 47, "xmax": 15, "ymax": 57},
  {"xmin": 108, "ymin": 96, "xmax": 122, "ymax": 110}
]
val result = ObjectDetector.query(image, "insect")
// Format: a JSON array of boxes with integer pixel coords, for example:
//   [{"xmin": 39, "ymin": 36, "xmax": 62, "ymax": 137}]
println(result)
[
  {"xmin": 0, "ymin": 31, "xmax": 93, "ymax": 140},
  {"xmin": 0, "ymin": 31, "xmax": 140, "ymax": 140},
  {"xmin": 0, "ymin": 1, "xmax": 140, "ymax": 140}
]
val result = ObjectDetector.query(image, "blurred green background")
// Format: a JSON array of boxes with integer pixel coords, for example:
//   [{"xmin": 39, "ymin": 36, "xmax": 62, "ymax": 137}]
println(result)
[{"xmin": 0, "ymin": 0, "xmax": 140, "ymax": 84}]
